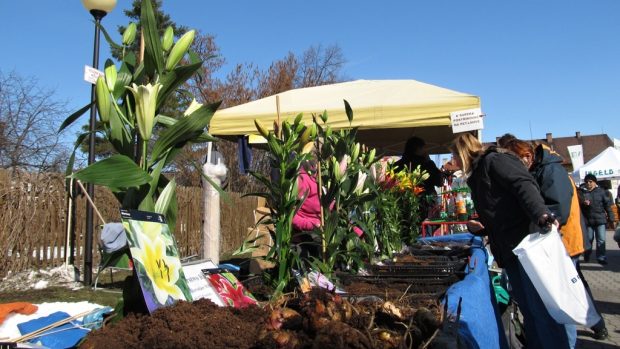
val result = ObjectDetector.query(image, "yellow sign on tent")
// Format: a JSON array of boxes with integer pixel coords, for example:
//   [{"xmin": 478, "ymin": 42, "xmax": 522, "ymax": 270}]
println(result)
[{"xmin": 210, "ymin": 79, "xmax": 481, "ymax": 154}]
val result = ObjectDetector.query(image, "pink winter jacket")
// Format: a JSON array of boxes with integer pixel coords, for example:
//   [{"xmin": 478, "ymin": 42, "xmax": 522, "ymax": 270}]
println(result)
[
  {"xmin": 292, "ymin": 168, "xmax": 322, "ymax": 231},
  {"xmin": 292, "ymin": 168, "xmax": 363, "ymax": 237}
]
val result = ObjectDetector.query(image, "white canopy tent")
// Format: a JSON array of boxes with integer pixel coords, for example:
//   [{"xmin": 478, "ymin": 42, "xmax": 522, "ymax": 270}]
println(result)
[
  {"xmin": 573, "ymin": 147, "xmax": 620, "ymax": 181},
  {"xmin": 209, "ymin": 79, "xmax": 481, "ymax": 155}
]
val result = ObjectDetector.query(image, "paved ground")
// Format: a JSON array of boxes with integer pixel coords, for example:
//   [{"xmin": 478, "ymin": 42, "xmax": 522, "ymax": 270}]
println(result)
[{"xmin": 576, "ymin": 229, "xmax": 620, "ymax": 349}]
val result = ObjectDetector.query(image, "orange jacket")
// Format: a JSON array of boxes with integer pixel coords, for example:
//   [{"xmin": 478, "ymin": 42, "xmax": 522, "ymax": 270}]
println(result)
[{"xmin": 560, "ymin": 177, "xmax": 585, "ymax": 257}]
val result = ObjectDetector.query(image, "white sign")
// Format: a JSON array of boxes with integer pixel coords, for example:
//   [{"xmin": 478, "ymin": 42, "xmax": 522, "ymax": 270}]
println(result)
[
  {"xmin": 181, "ymin": 260, "xmax": 224, "ymax": 306},
  {"xmin": 450, "ymin": 108, "xmax": 484, "ymax": 133},
  {"xmin": 567, "ymin": 144, "xmax": 584, "ymax": 170},
  {"xmin": 84, "ymin": 65, "xmax": 104, "ymax": 85}
]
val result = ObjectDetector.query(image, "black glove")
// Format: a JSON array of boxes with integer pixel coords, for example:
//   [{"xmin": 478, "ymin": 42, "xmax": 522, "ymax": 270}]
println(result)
[{"xmin": 537, "ymin": 213, "xmax": 556, "ymax": 234}]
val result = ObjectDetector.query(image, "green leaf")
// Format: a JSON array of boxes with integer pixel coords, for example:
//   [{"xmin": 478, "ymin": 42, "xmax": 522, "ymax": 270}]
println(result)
[
  {"xmin": 344, "ymin": 100, "xmax": 353, "ymax": 124},
  {"xmin": 71, "ymin": 154, "xmax": 151, "ymax": 188},
  {"xmin": 150, "ymin": 101, "xmax": 220, "ymax": 164},
  {"xmin": 141, "ymin": 0, "xmax": 164, "ymax": 76},
  {"xmin": 108, "ymin": 106, "xmax": 133, "ymax": 156},
  {"xmin": 192, "ymin": 159, "xmax": 230, "ymax": 204},
  {"xmin": 147, "ymin": 158, "xmax": 166, "ymax": 199},
  {"xmin": 123, "ymin": 51, "xmax": 137, "ymax": 68},
  {"xmin": 193, "ymin": 132, "xmax": 218, "ymax": 143},
  {"xmin": 157, "ymin": 62, "xmax": 202, "ymax": 110},
  {"xmin": 114, "ymin": 64, "xmax": 133, "ymax": 100},
  {"xmin": 96, "ymin": 21, "xmax": 122, "ymax": 51},
  {"xmin": 154, "ymin": 179, "xmax": 176, "ymax": 214},
  {"xmin": 59, "ymin": 102, "xmax": 93, "ymax": 132},
  {"xmin": 64, "ymin": 132, "xmax": 89, "ymax": 189}
]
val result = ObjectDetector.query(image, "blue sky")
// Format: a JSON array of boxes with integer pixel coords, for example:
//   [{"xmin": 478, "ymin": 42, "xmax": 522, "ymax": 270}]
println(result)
[{"xmin": 1, "ymin": 0, "xmax": 619, "ymax": 146}]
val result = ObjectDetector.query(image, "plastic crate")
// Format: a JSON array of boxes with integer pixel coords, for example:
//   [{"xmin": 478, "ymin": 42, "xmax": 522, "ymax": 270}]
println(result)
[{"xmin": 368, "ymin": 260, "xmax": 466, "ymax": 277}]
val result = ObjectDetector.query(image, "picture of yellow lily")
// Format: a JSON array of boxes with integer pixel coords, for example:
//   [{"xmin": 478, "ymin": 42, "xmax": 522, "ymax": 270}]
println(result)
[{"xmin": 121, "ymin": 209, "xmax": 192, "ymax": 313}]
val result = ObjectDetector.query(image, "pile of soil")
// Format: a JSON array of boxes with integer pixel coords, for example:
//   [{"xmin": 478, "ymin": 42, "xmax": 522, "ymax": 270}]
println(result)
[
  {"xmin": 80, "ymin": 288, "xmax": 443, "ymax": 349},
  {"xmin": 80, "ymin": 299, "xmax": 266, "ymax": 349}
]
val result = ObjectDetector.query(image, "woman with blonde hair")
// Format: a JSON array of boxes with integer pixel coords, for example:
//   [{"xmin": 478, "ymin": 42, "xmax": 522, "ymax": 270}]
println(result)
[{"xmin": 451, "ymin": 132, "xmax": 569, "ymax": 348}]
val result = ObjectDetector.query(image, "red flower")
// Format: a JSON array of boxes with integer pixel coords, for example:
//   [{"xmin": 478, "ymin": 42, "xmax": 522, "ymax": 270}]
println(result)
[
  {"xmin": 413, "ymin": 186, "xmax": 425, "ymax": 196},
  {"xmin": 207, "ymin": 273, "xmax": 257, "ymax": 308}
]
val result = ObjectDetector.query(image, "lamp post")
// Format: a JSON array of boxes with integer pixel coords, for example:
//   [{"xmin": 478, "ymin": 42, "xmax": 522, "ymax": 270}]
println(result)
[{"xmin": 81, "ymin": 0, "xmax": 116, "ymax": 286}]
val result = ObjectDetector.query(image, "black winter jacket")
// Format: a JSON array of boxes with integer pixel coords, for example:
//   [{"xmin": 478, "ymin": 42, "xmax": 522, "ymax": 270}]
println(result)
[
  {"xmin": 467, "ymin": 147, "xmax": 549, "ymax": 267},
  {"xmin": 530, "ymin": 146, "xmax": 573, "ymax": 226},
  {"xmin": 579, "ymin": 186, "xmax": 615, "ymax": 226},
  {"xmin": 394, "ymin": 154, "xmax": 444, "ymax": 196}
]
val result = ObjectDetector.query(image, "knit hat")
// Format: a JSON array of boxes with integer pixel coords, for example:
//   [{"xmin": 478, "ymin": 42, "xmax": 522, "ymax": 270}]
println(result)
[{"xmin": 584, "ymin": 174, "xmax": 597, "ymax": 183}]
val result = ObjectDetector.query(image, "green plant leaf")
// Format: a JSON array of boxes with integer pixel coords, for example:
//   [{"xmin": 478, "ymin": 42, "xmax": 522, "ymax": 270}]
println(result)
[
  {"xmin": 114, "ymin": 64, "xmax": 133, "ymax": 100},
  {"xmin": 154, "ymin": 178, "xmax": 176, "ymax": 214},
  {"xmin": 71, "ymin": 154, "xmax": 151, "ymax": 188},
  {"xmin": 141, "ymin": 0, "xmax": 164, "ymax": 76},
  {"xmin": 59, "ymin": 102, "xmax": 93, "ymax": 132},
  {"xmin": 344, "ymin": 99, "xmax": 353, "ymax": 124},
  {"xmin": 64, "ymin": 132, "xmax": 89, "ymax": 189},
  {"xmin": 157, "ymin": 62, "xmax": 202, "ymax": 110},
  {"xmin": 95, "ymin": 21, "xmax": 122, "ymax": 51},
  {"xmin": 150, "ymin": 101, "xmax": 221, "ymax": 164},
  {"xmin": 192, "ymin": 159, "xmax": 230, "ymax": 204}
]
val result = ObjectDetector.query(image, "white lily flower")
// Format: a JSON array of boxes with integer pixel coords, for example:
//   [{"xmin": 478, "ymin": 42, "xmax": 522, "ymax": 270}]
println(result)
[
  {"xmin": 126, "ymin": 82, "xmax": 162, "ymax": 141},
  {"xmin": 184, "ymin": 98, "xmax": 203, "ymax": 116},
  {"xmin": 354, "ymin": 171, "xmax": 368, "ymax": 195}
]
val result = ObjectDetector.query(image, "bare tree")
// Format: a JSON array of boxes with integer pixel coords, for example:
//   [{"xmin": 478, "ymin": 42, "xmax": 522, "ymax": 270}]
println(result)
[
  {"xmin": 298, "ymin": 44, "xmax": 346, "ymax": 88},
  {"xmin": 0, "ymin": 71, "xmax": 70, "ymax": 173}
]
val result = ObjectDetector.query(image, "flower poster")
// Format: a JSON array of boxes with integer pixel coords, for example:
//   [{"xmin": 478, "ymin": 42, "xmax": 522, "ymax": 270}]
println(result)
[
  {"xmin": 205, "ymin": 272, "xmax": 257, "ymax": 308},
  {"xmin": 120, "ymin": 209, "xmax": 192, "ymax": 313}
]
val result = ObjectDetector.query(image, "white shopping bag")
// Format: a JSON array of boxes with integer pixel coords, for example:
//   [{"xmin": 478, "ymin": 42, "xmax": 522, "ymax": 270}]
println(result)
[{"xmin": 512, "ymin": 226, "xmax": 601, "ymax": 326}]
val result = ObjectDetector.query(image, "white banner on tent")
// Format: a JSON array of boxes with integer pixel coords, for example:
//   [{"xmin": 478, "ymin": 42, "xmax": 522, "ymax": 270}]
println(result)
[
  {"xmin": 614, "ymin": 138, "xmax": 620, "ymax": 151},
  {"xmin": 575, "ymin": 147, "xmax": 620, "ymax": 180},
  {"xmin": 450, "ymin": 108, "xmax": 483, "ymax": 133},
  {"xmin": 567, "ymin": 144, "xmax": 584, "ymax": 169}
]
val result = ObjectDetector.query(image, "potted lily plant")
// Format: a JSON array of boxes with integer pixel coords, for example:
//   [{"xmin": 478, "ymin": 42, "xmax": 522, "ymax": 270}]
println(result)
[{"xmin": 60, "ymin": 0, "xmax": 218, "ymax": 233}]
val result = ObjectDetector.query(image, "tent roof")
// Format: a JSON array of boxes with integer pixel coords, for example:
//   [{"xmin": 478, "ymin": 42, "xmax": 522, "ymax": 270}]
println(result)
[
  {"xmin": 209, "ymin": 79, "xmax": 481, "ymax": 155},
  {"xmin": 574, "ymin": 147, "xmax": 620, "ymax": 180}
]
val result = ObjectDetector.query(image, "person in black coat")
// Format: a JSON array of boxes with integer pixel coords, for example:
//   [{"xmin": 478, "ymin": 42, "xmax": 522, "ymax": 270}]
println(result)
[
  {"xmin": 579, "ymin": 173, "xmax": 616, "ymax": 264},
  {"xmin": 451, "ymin": 133, "xmax": 569, "ymax": 349},
  {"xmin": 394, "ymin": 137, "xmax": 445, "ymax": 221}
]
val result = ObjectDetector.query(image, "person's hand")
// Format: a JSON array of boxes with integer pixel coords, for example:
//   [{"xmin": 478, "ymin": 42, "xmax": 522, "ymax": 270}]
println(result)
[
  {"xmin": 442, "ymin": 159, "xmax": 460, "ymax": 172},
  {"xmin": 466, "ymin": 220, "xmax": 485, "ymax": 235},
  {"xmin": 537, "ymin": 213, "xmax": 558, "ymax": 234}
]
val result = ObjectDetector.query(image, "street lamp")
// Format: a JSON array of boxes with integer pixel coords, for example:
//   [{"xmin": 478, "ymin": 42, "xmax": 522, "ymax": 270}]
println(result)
[{"xmin": 81, "ymin": 0, "xmax": 116, "ymax": 286}]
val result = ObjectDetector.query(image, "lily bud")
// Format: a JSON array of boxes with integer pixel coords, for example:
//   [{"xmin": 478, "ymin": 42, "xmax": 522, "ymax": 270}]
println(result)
[
  {"xmin": 367, "ymin": 148, "xmax": 376, "ymax": 164},
  {"xmin": 165, "ymin": 30, "xmax": 195, "ymax": 71},
  {"xmin": 331, "ymin": 157, "xmax": 342, "ymax": 181},
  {"xmin": 161, "ymin": 26, "xmax": 174, "ymax": 52},
  {"xmin": 254, "ymin": 119, "xmax": 270, "ymax": 138},
  {"xmin": 354, "ymin": 171, "xmax": 368, "ymax": 195},
  {"xmin": 339, "ymin": 155, "xmax": 350, "ymax": 179},
  {"xmin": 104, "ymin": 63, "xmax": 117, "ymax": 93},
  {"xmin": 95, "ymin": 77, "xmax": 111, "ymax": 123},
  {"xmin": 122, "ymin": 22, "xmax": 137, "ymax": 45},
  {"xmin": 299, "ymin": 126, "xmax": 312, "ymax": 147},
  {"xmin": 351, "ymin": 143, "xmax": 360, "ymax": 161},
  {"xmin": 126, "ymin": 82, "xmax": 162, "ymax": 141}
]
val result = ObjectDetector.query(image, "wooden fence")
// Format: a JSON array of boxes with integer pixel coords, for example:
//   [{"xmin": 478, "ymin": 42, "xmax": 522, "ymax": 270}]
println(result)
[{"xmin": 0, "ymin": 169, "xmax": 258, "ymax": 278}]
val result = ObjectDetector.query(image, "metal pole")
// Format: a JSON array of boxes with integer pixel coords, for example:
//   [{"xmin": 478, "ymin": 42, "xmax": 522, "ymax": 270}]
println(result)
[{"xmin": 84, "ymin": 9, "xmax": 107, "ymax": 286}]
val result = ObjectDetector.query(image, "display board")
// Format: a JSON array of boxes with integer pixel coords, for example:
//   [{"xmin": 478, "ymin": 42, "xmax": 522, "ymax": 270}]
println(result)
[{"xmin": 120, "ymin": 209, "xmax": 193, "ymax": 313}]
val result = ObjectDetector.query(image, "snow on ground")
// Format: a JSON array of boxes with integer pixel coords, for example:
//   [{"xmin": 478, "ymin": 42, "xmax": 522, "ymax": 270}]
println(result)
[
  {"xmin": 0, "ymin": 265, "xmax": 104, "ymax": 340},
  {"xmin": 0, "ymin": 265, "xmax": 84, "ymax": 292},
  {"xmin": 0, "ymin": 301, "xmax": 104, "ymax": 340}
]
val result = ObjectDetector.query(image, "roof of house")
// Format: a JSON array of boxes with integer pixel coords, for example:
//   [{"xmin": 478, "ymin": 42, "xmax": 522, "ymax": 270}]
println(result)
[{"xmin": 490, "ymin": 132, "xmax": 614, "ymax": 171}]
